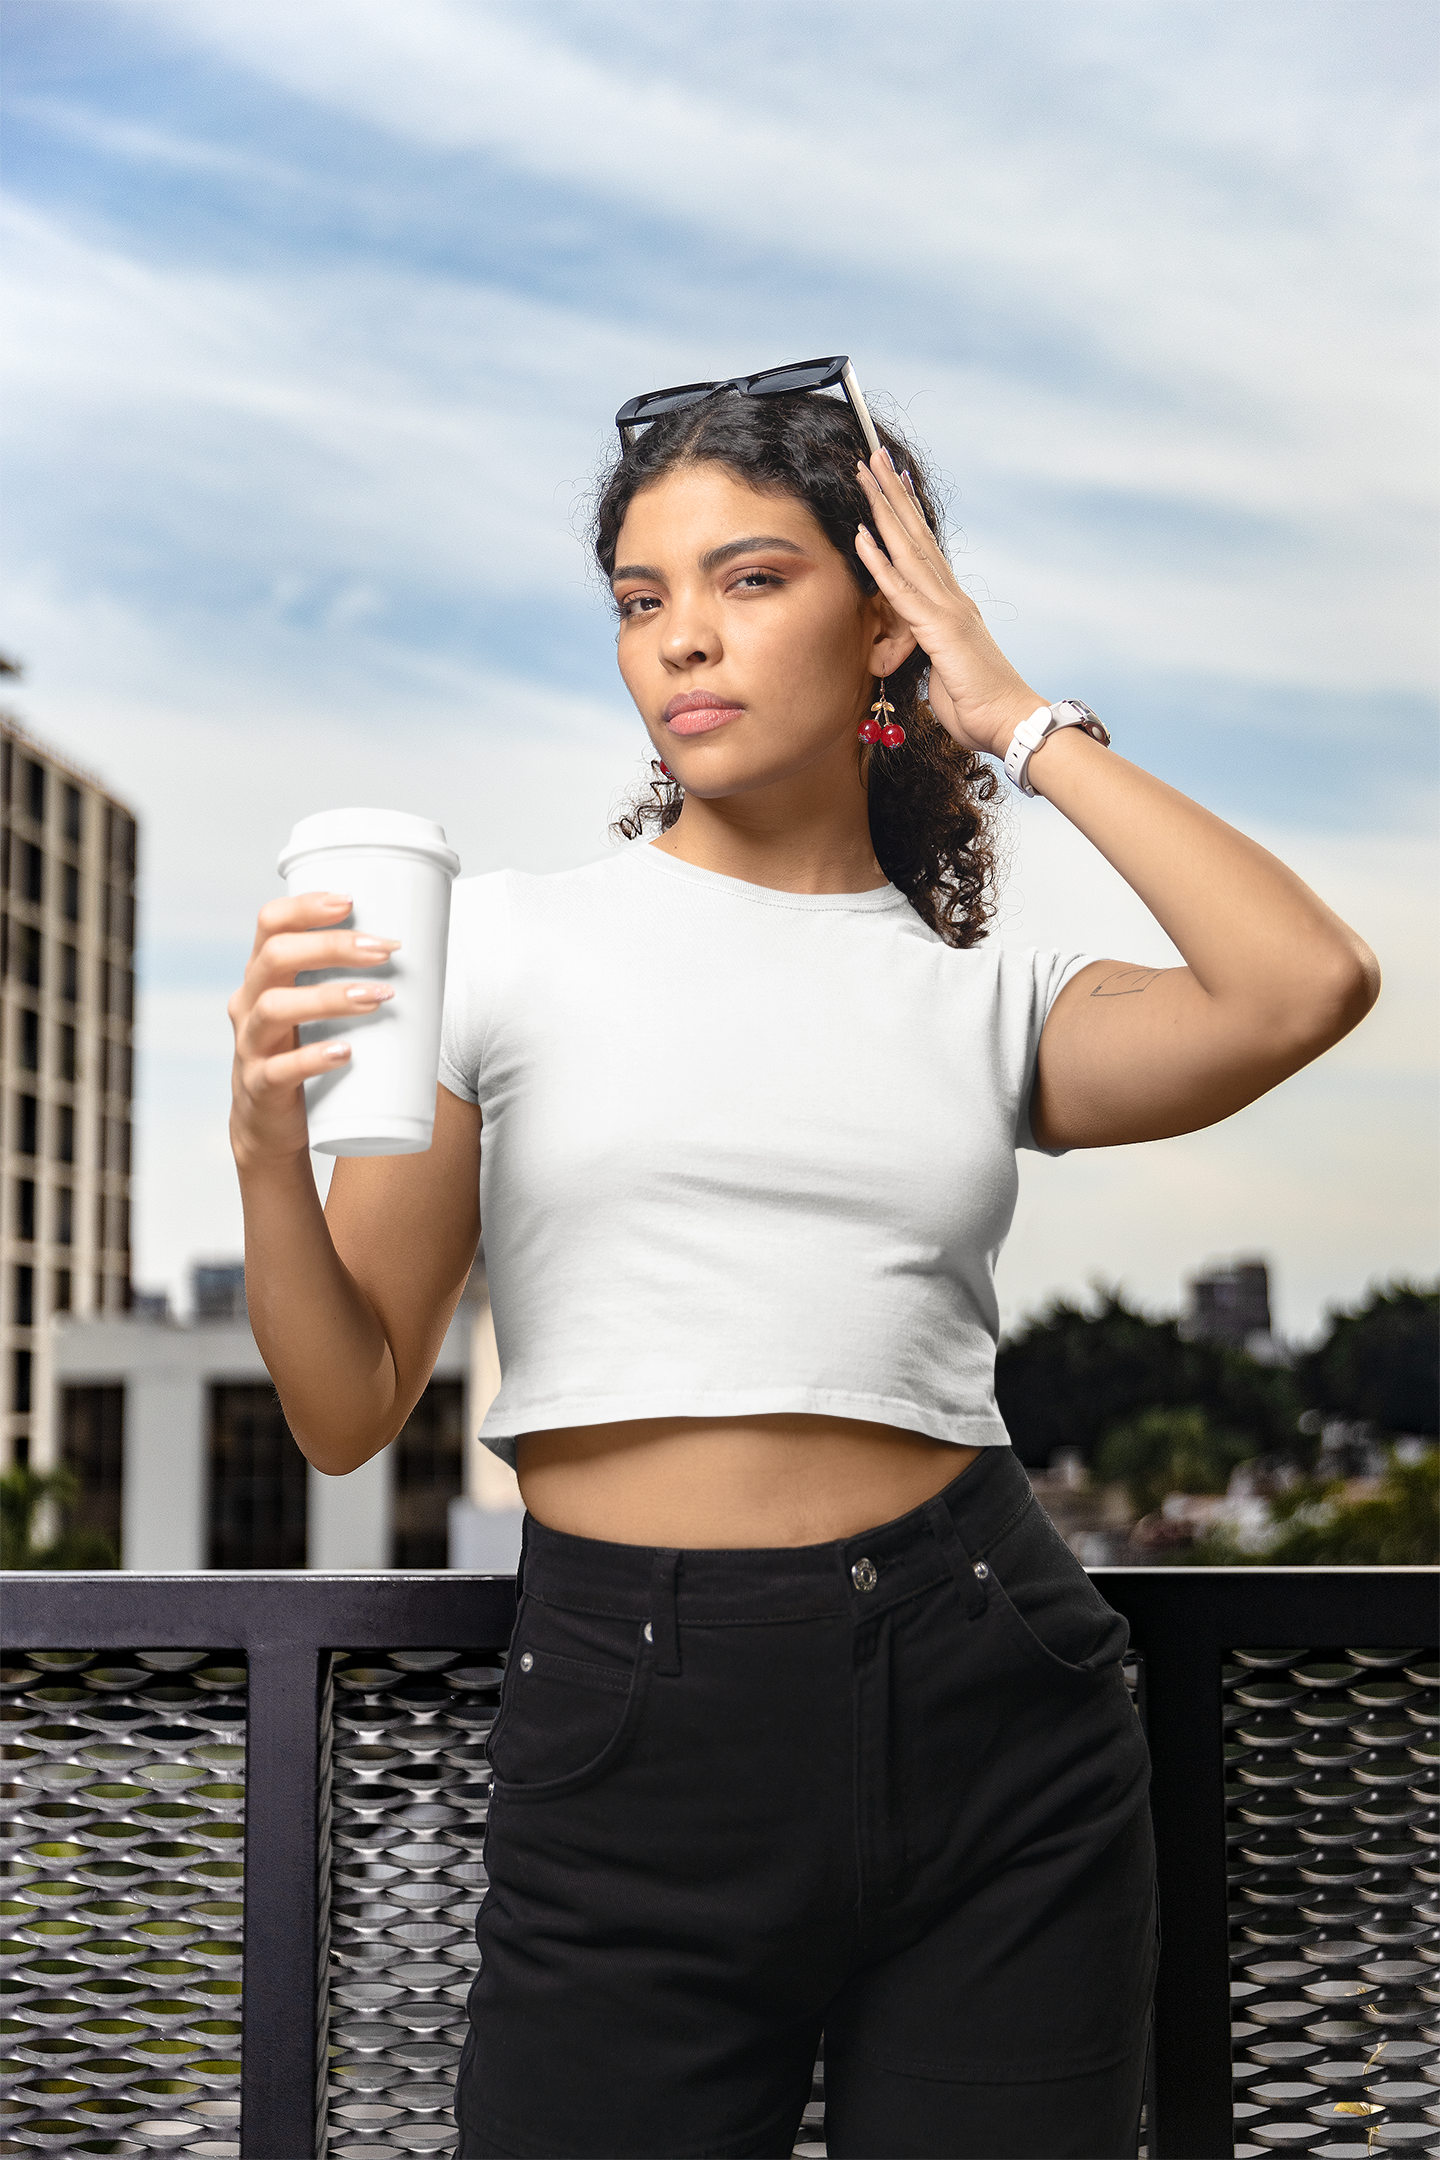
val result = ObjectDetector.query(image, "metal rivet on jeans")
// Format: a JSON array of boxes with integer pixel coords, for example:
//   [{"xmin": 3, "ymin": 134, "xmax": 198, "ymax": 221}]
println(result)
[
  {"xmin": 851, "ymin": 1557, "xmax": 878, "ymax": 1593},
  {"xmin": 973, "ymin": 1562, "xmax": 990, "ymax": 1581},
  {"xmin": 518, "ymin": 1651, "xmax": 534, "ymax": 1672},
  {"xmin": 644, "ymin": 1623, "xmax": 653, "ymax": 1643}
]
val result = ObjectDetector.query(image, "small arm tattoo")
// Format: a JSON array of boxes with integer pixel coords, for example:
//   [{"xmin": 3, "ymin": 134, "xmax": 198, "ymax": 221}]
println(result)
[{"xmin": 1091, "ymin": 967, "xmax": 1162, "ymax": 998}]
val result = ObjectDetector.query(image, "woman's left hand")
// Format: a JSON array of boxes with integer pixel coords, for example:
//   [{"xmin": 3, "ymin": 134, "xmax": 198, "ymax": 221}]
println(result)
[{"xmin": 855, "ymin": 451, "xmax": 1041, "ymax": 759}]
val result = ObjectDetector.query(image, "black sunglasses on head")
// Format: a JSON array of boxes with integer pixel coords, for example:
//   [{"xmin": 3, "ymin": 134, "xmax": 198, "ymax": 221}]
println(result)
[{"xmin": 615, "ymin": 355, "xmax": 882, "ymax": 456}]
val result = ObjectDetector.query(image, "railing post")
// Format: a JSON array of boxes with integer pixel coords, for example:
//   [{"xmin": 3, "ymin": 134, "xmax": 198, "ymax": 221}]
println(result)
[
  {"xmin": 240, "ymin": 1636, "xmax": 327, "ymax": 2157},
  {"xmin": 1134, "ymin": 1590, "xmax": 1234, "ymax": 2159}
]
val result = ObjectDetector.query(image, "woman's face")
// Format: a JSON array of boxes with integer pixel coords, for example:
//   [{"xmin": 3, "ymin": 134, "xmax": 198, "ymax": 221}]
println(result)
[{"xmin": 611, "ymin": 461, "xmax": 913, "ymax": 800}]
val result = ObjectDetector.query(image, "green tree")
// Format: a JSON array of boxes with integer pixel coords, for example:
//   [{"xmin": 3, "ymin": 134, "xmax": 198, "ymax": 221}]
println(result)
[
  {"xmin": 1094, "ymin": 1405, "xmax": 1256, "ymax": 1518},
  {"xmin": 0, "ymin": 1465, "xmax": 118, "ymax": 1570},
  {"xmin": 1183, "ymin": 1448, "xmax": 1439, "ymax": 1566},
  {"xmin": 1295, "ymin": 1281, "xmax": 1438, "ymax": 1437},
  {"xmin": 995, "ymin": 1289, "xmax": 1300, "ymax": 1468}
]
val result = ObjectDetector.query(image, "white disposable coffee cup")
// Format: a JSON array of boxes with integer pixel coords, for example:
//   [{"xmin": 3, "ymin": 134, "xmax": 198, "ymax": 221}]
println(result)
[{"xmin": 277, "ymin": 808, "xmax": 461, "ymax": 1156}]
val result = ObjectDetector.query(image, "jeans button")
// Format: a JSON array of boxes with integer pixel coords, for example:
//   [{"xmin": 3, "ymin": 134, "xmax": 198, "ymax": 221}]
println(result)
[
  {"xmin": 518, "ymin": 1651, "xmax": 534, "ymax": 1672},
  {"xmin": 973, "ymin": 1562, "xmax": 990, "ymax": 1581},
  {"xmin": 851, "ymin": 1557, "xmax": 878, "ymax": 1593}
]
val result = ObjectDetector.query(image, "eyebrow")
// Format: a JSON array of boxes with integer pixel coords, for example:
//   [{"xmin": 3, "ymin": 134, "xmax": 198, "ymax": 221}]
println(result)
[{"xmin": 611, "ymin": 535, "xmax": 809, "ymax": 586}]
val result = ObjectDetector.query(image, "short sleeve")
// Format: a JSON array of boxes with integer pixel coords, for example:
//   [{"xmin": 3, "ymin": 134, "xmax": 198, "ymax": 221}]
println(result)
[
  {"xmin": 1013, "ymin": 949, "xmax": 1097, "ymax": 1155},
  {"xmin": 438, "ymin": 874, "xmax": 511, "ymax": 1107}
]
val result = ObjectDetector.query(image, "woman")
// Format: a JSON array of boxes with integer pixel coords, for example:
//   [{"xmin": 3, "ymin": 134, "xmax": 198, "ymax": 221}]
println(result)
[{"xmin": 228, "ymin": 366, "xmax": 1378, "ymax": 2160}]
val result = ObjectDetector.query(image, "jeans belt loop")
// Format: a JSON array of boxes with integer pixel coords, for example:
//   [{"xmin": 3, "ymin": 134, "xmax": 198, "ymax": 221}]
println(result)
[
  {"xmin": 923, "ymin": 1494, "xmax": 988, "ymax": 1619},
  {"xmin": 649, "ymin": 1550, "xmax": 682, "ymax": 1676}
]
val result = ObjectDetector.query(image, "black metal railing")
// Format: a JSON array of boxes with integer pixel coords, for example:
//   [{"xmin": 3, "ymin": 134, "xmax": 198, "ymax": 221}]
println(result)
[{"xmin": 2, "ymin": 1567, "xmax": 1435, "ymax": 2159}]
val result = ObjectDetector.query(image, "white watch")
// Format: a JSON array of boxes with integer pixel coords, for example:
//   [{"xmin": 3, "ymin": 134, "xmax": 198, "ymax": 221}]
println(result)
[{"xmin": 1002, "ymin": 701, "xmax": 1111, "ymax": 796}]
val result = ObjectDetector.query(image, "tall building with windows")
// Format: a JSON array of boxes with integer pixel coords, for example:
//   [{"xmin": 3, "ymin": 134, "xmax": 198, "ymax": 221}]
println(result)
[{"xmin": 1, "ymin": 710, "xmax": 137, "ymax": 1475}]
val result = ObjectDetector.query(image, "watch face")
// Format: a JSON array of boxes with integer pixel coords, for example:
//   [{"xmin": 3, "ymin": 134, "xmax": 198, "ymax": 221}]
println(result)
[{"xmin": 1057, "ymin": 699, "xmax": 1110, "ymax": 746}]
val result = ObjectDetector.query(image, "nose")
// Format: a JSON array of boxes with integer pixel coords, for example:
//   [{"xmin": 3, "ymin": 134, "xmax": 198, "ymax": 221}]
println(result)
[{"xmin": 661, "ymin": 584, "xmax": 720, "ymax": 671}]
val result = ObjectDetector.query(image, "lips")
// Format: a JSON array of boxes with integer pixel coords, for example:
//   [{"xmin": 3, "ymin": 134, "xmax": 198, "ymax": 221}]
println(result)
[{"xmin": 663, "ymin": 690, "xmax": 743, "ymax": 737}]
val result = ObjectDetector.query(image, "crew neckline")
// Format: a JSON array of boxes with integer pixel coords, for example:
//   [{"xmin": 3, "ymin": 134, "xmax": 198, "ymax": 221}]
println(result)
[{"xmin": 636, "ymin": 841, "xmax": 908, "ymax": 914}]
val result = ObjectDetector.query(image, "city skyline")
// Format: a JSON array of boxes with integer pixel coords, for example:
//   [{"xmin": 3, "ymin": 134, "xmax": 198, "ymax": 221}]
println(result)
[{"xmin": 1, "ymin": 1, "xmax": 1435, "ymax": 1336}]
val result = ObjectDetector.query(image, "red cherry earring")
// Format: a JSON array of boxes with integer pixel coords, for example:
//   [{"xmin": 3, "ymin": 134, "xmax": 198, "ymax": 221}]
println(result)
[{"xmin": 858, "ymin": 678, "xmax": 906, "ymax": 748}]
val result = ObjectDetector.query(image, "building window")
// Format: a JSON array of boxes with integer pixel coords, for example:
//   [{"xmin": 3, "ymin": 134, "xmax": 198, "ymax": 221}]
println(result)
[
  {"xmin": 17, "ymin": 924, "xmax": 41, "ymax": 988},
  {"xmin": 54, "ymin": 1269, "xmax": 71, "ymax": 1313},
  {"xmin": 20, "ymin": 1007, "xmax": 39, "ymax": 1071},
  {"xmin": 16, "ymin": 1095, "xmax": 37, "ymax": 1156},
  {"xmin": 57, "ymin": 1023, "xmax": 75, "ymax": 1082},
  {"xmin": 55, "ymin": 1185, "xmax": 73, "ymax": 1247},
  {"xmin": 61, "ymin": 1383, "xmax": 123, "ymax": 1564},
  {"xmin": 63, "ymin": 784, "xmax": 82, "ymax": 844},
  {"xmin": 16, "ymin": 1179, "xmax": 35, "ymax": 1242},
  {"xmin": 13, "ymin": 1349, "xmax": 32, "ymax": 1415},
  {"xmin": 208, "ymin": 1385, "xmax": 308, "ymax": 1569},
  {"xmin": 14, "ymin": 1264, "xmax": 33, "ymax": 1327},
  {"xmin": 25, "ymin": 759, "xmax": 45, "ymax": 823},
  {"xmin": 61, "ymin": 945, "xmax": 77, "ymax": 1002},
  {"xmin": 115, "ymin": 1120, "xmax": 131, "ymax": 1176},
  {"xmin": 96, "ymin": 1194, "xmax": 107, "ymax": 1252},
  {"xmin": 18, "ymin": 841, "xmax": 43, "ymax": 904},
  {"xmin": 56, "ymin": 1105, "xmax": 74, "ymax": 1165},
  {"xmin": 110, "ymin": 809, "xmax": 136, "ymax": 882},
  {"xmin": 114, "ymin": 1196, "xmax": 130, "ymax": 1255},
  {"xmin": 62, "ymin": 862, "xmax": 79, "ymax": 922},
  {"xmin": 391, "ymin": 1379, "xmax": 465, "ymax": 1568}
]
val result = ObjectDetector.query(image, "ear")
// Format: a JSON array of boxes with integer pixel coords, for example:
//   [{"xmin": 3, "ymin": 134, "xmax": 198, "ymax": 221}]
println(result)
[{"xmin": 864, "ymin": 592, "xmax": 917, "ymax": 679}]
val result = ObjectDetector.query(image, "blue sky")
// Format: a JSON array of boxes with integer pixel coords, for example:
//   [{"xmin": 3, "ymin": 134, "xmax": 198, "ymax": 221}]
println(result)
[{"xmin": 1, "ymin": 0, "xmax": 1435, "ymax": 1331}]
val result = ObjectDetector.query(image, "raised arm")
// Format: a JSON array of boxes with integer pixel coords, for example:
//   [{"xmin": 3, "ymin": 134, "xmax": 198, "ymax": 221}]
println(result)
[
  {"xmin": 852, "ymin": 452, "xmax": 1379, "ymax": 1148},
  {"xmin": 229, "ymin": 893, "xmax": 481, "ymax": 1474}
]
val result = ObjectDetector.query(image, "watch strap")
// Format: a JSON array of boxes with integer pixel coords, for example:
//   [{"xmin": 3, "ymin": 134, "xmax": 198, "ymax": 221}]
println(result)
[{"xmin": 1002, "ymin": 701, "xmax": 1111, "ymax": 796}]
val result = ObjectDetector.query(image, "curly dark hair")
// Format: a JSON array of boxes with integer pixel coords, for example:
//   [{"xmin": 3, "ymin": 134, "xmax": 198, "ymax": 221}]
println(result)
[{"xmin": 592, "ymin": 388, "xmax": 1001, "ymax": 947}]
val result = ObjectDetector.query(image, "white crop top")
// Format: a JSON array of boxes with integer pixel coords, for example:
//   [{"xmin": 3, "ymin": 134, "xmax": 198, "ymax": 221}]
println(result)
[{"xmin": 438, "ymin": 845, "xmax": 1093, "ymax": 1467}]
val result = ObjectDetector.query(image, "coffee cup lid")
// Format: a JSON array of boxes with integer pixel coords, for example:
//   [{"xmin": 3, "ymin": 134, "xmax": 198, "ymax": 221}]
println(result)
[{"xmin": 278, "ymin": 808, "xmax": 460, "ymax": 879}]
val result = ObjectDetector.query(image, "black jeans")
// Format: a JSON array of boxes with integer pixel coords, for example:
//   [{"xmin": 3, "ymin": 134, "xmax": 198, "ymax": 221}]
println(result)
[{"xmin": 455, "ymin": 1448, "xmax": 1157, "ymax": 2159}]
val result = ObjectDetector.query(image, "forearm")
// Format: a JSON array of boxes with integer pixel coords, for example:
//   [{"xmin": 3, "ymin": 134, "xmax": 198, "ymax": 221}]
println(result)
[
  {"xmin": 1027, "ymin": 725, "xmax": 1379, "ymax": 1040},
  {"xmin": 239, "ymin": 1149, "xmax": 403, "ymax": 1474}
]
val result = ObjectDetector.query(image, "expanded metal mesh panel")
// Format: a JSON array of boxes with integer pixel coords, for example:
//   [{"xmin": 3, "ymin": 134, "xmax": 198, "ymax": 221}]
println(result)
[
  {"xmin": 324, "ymin": 1648, "xmax": 501, "ymax": 2159},
  {"xmin": 0, "ymin": 1647, "xmax": 247, "ymax": 2156},
  {"xmin": 1226, "ymin": 1646, "xmax": 1440, "ymax": 2158}
]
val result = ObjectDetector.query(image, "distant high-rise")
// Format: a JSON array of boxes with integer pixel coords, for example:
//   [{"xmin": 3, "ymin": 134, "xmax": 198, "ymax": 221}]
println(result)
[
  {"xmin": 1185, "ymin": 1259, "xmax": 1273, "ymax": 1352},
  {"xmin": 1, "ymin": 706, "xmax": 137, "ymax": 1473}
]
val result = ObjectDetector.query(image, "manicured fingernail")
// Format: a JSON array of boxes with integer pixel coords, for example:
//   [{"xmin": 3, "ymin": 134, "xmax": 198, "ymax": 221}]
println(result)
[
  {"xmin": 322, "ymin": 1041, "xmax": 351, "ymax": 1062},
  {"xmin": 345, "ymin": 982, "xmax": 394, "ymax": 1003},
  {"xmin": 353, "ymin": 936, "xmax": 400, "ymax": 954},
  {"xmin": 858, "ymin": 524, "xmax": 875, "ymax": 542},
  {"xmin": 321, "ymin": 893, "xmax": 352, "ymax": 909},
  {"xmin": 880, "ymin": 447, "xmax": 896, "ymax": 469},
  {"xmin": 901, "ymin": 469, "xmax": 916, "ymax": 494}
]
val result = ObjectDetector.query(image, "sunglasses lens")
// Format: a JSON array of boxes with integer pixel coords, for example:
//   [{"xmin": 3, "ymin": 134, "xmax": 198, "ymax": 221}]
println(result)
[
  {"xmin": 626, "ymin": 383, "xmax": 719, "ymax": 422},
  {"xmin": 742, "ymin": 360, "xmax": 843, "ymax": 395}
]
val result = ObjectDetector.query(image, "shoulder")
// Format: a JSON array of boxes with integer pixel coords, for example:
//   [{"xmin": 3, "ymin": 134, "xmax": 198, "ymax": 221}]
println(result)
[{"xmin": 449, "ymin": 853, "xmax": 637, "ymax": 935}]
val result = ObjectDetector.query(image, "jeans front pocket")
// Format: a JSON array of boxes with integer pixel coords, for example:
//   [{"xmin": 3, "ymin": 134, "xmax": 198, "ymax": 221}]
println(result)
[
  {"xmin": 984, "ymin": 1495, "xmax": 1131, "ymax": 1684},
  {"xmin": 487, "ymin": 1598, "xmax": 652, "ymax": 1802}
]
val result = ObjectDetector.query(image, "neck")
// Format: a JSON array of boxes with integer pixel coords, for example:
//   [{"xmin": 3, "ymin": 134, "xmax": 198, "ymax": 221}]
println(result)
[{"xmin": 650, "ymin": 749, "xmax": 887, "ymax": 896}]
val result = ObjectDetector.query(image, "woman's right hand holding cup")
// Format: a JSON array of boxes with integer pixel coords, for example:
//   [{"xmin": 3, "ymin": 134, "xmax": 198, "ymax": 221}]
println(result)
[{"xmin": 227, "ymin": 892, "xmax": 399, "ymax": 1173}]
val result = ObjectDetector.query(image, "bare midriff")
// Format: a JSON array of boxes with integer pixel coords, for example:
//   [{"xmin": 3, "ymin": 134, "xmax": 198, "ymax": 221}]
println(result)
[{"xmin": 515, "ymin": 1413, "xmax": 980, "ymax": 1549}]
